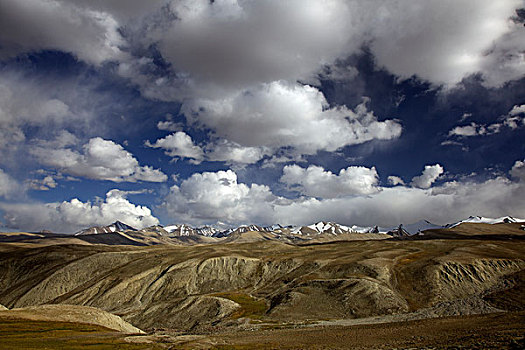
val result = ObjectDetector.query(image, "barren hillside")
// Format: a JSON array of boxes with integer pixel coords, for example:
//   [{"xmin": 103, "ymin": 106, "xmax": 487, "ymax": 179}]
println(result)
[{"xmin": 0, "ymin": 227, "xmax": 523, "ymax": 333}]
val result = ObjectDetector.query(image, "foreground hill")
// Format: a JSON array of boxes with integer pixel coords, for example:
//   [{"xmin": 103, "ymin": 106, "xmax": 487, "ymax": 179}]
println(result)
[{"xmin": 0, "ymin": 304, "xmax": 143, "ymax": 333}]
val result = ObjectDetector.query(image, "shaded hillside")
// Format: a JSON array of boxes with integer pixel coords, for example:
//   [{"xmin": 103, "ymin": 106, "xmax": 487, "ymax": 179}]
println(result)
[
  {"xmin": 416, "ymin": 222, "xmax": 525, "ymax": 240},
  {"xmin": 0, "ymin": 235, "xmax": 523, "ymax": 333}
]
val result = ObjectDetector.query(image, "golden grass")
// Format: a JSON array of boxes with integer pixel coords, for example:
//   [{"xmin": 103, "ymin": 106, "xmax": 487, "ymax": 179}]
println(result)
[
  {"xmin": 213, "ymin": 292, "xmax": 268, "ymax": 319},
  {"xmin": 0, "ymin": 318, "xmax": 161, "ymax": 350}
]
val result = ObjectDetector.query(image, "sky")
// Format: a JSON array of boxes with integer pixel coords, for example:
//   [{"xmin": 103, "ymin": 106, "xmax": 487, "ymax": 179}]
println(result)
[{"xmin": 0, "ymin": 0, "xmax": 525, "ymax": 233}]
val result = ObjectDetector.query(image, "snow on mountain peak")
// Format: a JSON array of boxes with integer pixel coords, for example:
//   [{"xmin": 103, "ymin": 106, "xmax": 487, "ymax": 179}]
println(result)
[
  {"xmin": 446, "ymin": 216, "xmax": 524, "ymax": 228},
  {"xmin": 75, "ymin": 221, "xmax": 137, "ymax": 236},
  {"xmin": 74, "ymin": 215, "xmax": 524, "ymax": 239}
]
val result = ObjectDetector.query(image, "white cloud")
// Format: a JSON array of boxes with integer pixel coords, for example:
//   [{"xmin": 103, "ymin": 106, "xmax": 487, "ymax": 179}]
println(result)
[
  {"xmin": 6, "ymin": 163, "xmax": 524, "ymax": 232},
  {"xmin": 0, "ymin": 72, "xmax": 76, "ymax": 150},
  {"xmin": 504, "ymin": 104, "xmax": 525, "ymax": 129},
  {"xmin": 510, "ymin": 159, "xmax": 525, "ymax": 182},
  {"xmin": 160, "ymin": 164, "xmax": 525, "ymax": 228},
  {"xmin": 157, "ymin": 121, "xmax": 184, "ymax": 132},
  {"xmin": 147, "ymin": 132, "xmax": 270, "ymax": 165},
  {"xmin": 388, "ymin": 176, "xmax": 405, "ymax": 186},
  {"xmin": 0, "ymin": 0, "xmax": 128, "ymax": 65},
  {"xmin": 161, "ymin": 170, "xmax": 278, "ymax": 226},
  {"xmin": 28, "ymin": 175, "xmax": 58, "ymax": 191},
  {"xmin": 448, "ymin": 123, "xmax": 486, "ymax": 137},
  {"xmin": 146, "ymin": 132, "xmax": 204, "ymax": 163},
  {"xmin": 152, "ymin": 0, "xmax": 523, "ymax": 90},
  {"xmin": 369, "ymin": 0, "xmax": 524, "ymax": 87},
  {"xmin": 478, "ymin": 19, "xmax": 525, "ymax": 87},
  {"xmin": 0, "ymin": 169, "xmax": 21, "ymax": 199},
  {"xmin": 447, "ymin": 104, "xmax": 525, "ymax": 140},
  {"xmin": 205, "ymin": 141, "xmax": 270, "ymax": 164},
  {"xmin": 273, "ymin": 176, "xmax": 525, "ymax": 227},
  {"xmin": 0, "ymin": 189, "xmax": 159, "ymax": 233},
  {"xmin": 159, "ymin": 0, "xmax": 358, "ymax": 90},
  {"xmin": 0, "ymin": 68, "xmax": 133, "ymax": 158},
  {"xmin": 2, "ymin": 0, "xmax": 523, "ymax": 92},
  {"xmin": 509, "ymin": 104, "xmax": 525, "ymax": 116},
  {"xmin": 280, "ymin": 164, "xmax": 379, "ymax": 198},
  {"xmin": 504, "ymin": 116, "xmax": 525, "ymax": 130},
  {"xmin": 64, "ymin": 0, "xmax": 165, "ymax": 21},
  {"xmin": 411, "ymin": 164, "xmax": 444, "ymax": 189},
  {"xmin": 32, "ymin": 137, "xmax": 167, "ymax": 183},
  {"xmin": 182, "ymin": 82, "xmax": 402, "ymax": 157}
]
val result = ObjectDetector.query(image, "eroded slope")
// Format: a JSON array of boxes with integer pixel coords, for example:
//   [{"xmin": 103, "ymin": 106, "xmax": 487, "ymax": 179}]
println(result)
[{"xmin": 0, "ymin": 236, "xmax": 523, "ymax": 332}]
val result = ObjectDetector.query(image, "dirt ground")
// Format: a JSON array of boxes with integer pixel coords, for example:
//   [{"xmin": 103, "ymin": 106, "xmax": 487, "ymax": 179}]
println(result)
[
  {"xmin": 204, "ymin": 312, "xmax": 525, "ymax": 350},
  {"xmin": 1, "ymin": 312, "xmax": 524, "ymax": 349}
]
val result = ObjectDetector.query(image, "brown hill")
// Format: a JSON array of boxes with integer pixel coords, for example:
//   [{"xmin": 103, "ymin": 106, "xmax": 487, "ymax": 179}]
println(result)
[
  {"xmin": 0, "ymin": 304, "xmax": 143, "ymax": 333},
  {"xmin": 419, "ymin": 222, "xmax": 525, "ymax": 239},
  {"xmin": 0, "ymin": 233, "xmax": 523, "ymax": 333}
]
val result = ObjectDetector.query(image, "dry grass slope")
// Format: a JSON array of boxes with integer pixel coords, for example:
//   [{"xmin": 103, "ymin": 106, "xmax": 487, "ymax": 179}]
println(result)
[
  {"xmin": 0, "ymin": 229, "xmax": 522, "ymax": 332},
  {"xmin": 0, "ymin": 222, "xmax": 523, "ymax": 348},
  {"xmin": 0, "ymin": 318, "xmax": 161, "ymax": 350},
  {"xmin": 0, "ymin": 304, "xmax": 143, "ymax": 333}
]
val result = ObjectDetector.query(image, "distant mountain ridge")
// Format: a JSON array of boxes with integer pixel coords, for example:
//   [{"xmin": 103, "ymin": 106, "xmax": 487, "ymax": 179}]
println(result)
[
  {"xmin": 75, "ymin": 221, "xmax": 137, "ymax": 236},
  {"xmin": 445, "ymin": 215, "xmax": 524, "ymax": 228},
  {"xmin": 72, "ymin": 216, "xmax": 524, "ymax": 239}
]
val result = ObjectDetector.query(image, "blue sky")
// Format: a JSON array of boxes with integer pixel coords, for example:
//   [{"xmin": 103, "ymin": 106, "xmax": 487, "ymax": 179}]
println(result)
[{"xmin": 0, "ymin": 0, "xmax": 524, "ymax": 233}]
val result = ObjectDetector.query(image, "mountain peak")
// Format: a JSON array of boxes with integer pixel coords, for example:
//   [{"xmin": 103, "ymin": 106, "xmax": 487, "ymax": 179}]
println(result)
[{"xmin": 75, "ymin": 221, "xmax": 137, "ymax": 236}]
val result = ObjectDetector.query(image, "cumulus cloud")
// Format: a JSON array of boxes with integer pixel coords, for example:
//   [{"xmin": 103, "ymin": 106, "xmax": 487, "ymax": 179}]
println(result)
[
  {"xmin": 273, "ymin": 176, "xmax": 525, "ymax": 227},
  {"xmin": 1, "ymin": 0, "xmax": 524, "ymax": 232},
  {"xmin": 161, "ymin": 170, "xmax": 279, "ymax": 226},
  {"xmin": 109, "ymin": 0, "xmax": 524, "ymax": 105},
  {"xmin": 182, "ymin": 83, "xmax": 402, "ymax": 157},
  {"xmin": 160, "ymin": 163, "xmax": 525, "ymax": 228},
  {"xmin": 388, "ymin": 176, "xmax": 405, "ymax": 186},
  {"xmin": 0, "ymin": 0, "xmax": 128, "ymax": 65},
  {"xmin": 157, "ymin": 121, "xmax": 184, "ymax": 132},
  {"xmin": 0, "ymin": 169, "xmax": 21, "ymax": 199},
  {"xmin": 2, "ymin": 0, "xmax": 523, "ymax": 90},
  {"xmin": 146, "ymin": 132, "xmax": 204, "ymax": 163},
  {"xmin": 0, "ymin": 68, "xmax": 137, "ymax": 159},
  {"xmin": 2, "ymin": 0, "xmax": 521, "ymax": 170},
  {"xmin": 510, "ymin": 159, "xmax": 525, "ymax": 181},
  {"xmin": 369, "ymin": 0, "xmax": 524, "ymax": 87},
  {"xmin": 158, "ymin": 0, "xmax": 358, "ymax": 90},
  {"xmin": 147, "ymin": 132, "xmax": 270, "ymax": 165},
  {"xmin": 280, "ymin": 164, "xmax": 380, "ymax": 198},
  {"xmin": 509, "ymin": 104, "xmax": 525, "ymax": 116},
  {"xmin": 504, "ymin": 104, "xmax": 525, "ymax": 129},
  {"xmin": 0, "ymin": 189, "xmax": 159, "ymax": 233},
  {"xmin": 411, "ymin": 164, "xmax": 444, "ymax": 189},
  {"xmin": 0, "ymin": 72, "xmax": 74, "ymax": 150},
  {"xmin": 147, "ymin": 0, "xmax": 524, "ymax": 92},
  {"xmin": 478, "ymin": 16, "xmax": 525, "ymax": 87},
  {"xmin": 32, "ymin": 137, "xmax": 167, "ymax": 182},
  {"xmin": 448, "ymin": 123, "xmax": 487, "ymax": 137},
  {"xmin": 446, "ymin": 104, "xmax": 525, "ymax": 140},
  {"xmin": 28, "ymin": 175, "xmax": 58, "ymax": 191},
  {"xmin": 204, "ymin": 141, "xmax": 270, "ymax": 164}
]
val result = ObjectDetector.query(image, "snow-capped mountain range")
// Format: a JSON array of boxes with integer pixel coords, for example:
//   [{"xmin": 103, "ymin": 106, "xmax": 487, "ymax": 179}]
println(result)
[
  {"xmin": 75, "ymin": 221, "xmax": 136, "ymax": 236},
  {"xmin": 73, "ymin": 216, "xmax": 524, "ymax": 238},
  {"xmin": 444, "ymin": 215, "xmax": 524, "ymax": 228}
]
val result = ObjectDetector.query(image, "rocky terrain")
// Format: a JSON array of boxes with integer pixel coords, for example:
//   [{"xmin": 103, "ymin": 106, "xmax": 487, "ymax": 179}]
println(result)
[{"xmin": 0, "ymin": 219, "xmax": 523, "ymax": 348}]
